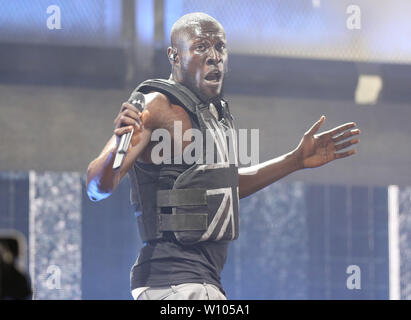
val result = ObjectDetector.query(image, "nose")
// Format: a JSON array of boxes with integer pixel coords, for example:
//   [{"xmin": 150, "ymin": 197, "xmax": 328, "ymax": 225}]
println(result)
[{"xmin": 206, "ymin": 47, "xmax": 222, "ymax": 65}]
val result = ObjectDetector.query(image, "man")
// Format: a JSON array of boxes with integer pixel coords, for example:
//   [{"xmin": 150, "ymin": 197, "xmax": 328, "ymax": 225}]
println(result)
[{"xmin": 86, "ymin": 12, "xmax": 360, "ymax": 300}]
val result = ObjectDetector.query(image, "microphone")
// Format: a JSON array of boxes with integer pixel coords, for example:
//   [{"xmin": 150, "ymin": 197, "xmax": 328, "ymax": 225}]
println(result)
[{"xmin": 112, "ymin": 91, "xmax": 145, "ymax": 170}]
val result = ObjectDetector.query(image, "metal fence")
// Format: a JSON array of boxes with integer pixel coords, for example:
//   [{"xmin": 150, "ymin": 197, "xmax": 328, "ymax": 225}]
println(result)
[
  {"xmin": 165, "ymin": 0, "xmax": 411, "ymax": 63},
  {"xmin": 1, "ymin": 0, "xmax": 411, "ymax": 62},
  {"xmin": 0, "ymin": 0, "xmax": 122, "ymax": 46}
]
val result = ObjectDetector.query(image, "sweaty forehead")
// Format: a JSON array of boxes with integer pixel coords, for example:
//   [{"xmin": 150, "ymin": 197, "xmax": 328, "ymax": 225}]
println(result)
[
  {"xmin": 190, "ymin": 20, "xmax": 225, "ymax": 37},
  {"xmin": 176, "ymin": 20, "xmax": 226, "ymax": 46}
]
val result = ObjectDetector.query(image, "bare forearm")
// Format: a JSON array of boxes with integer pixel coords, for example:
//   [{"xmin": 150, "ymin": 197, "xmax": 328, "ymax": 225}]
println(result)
[
  {"xmin": 86, "ymin": 138, "xmax": 121, "ymax": 201},
  {"xmin": 238, "ymin": 150, "xmax": 302, "ymax": 199}
]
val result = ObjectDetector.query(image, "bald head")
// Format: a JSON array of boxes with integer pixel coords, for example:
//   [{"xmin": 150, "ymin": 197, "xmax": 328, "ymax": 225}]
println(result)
[{"xmin": 170, "ymin": 12, "xmax": 225, "ymax": 48}]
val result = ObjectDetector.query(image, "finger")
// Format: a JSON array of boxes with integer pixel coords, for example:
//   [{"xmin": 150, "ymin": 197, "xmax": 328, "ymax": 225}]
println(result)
[
  {"xmin": 137, "ymin": 111, "xmax": 143, "ymax": 126},
  {"xmin": 335, "ymin": 138, "xmax": 360, "ymax": 151},
  {"xmin": 122, "ymin": 109, "xmax": 142, "ymax": 124},
  {"xmin": 135, "ymin": 117, "xmax": 144, "ymax": 131},
  {"xmin": 118, "ymin": 115, "xmax": 142, "ymax": 129},
  {"xmin": 332, "ymin": 129, "xmax": 361, "ymax": 143},
  {"xmin": 306, "ymin": 115, "xmax": 326, "ymax": 136},
  {"xmin": 120, "ymin": 102, "xmax": 141, "ymax": 114},
  {"xmin": 332, "ymin": 128, "xmax": 361, "ymax": 143},
  {"xmin": 334, "ymin": 148, "xmax": 356, "ymax": 159},
  {"xmin": 114, "ymin": 125, "xmax": 133, "ymax": 136},
  {"xmin": 323, "ymin": 122, "xmax": 356, "ymax": 138}
]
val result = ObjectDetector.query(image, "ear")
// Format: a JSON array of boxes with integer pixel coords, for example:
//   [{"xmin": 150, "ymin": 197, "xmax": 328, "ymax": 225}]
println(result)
[{"xmin": 167, "ymin": 47, "xmax": 179, "ymax": 65}]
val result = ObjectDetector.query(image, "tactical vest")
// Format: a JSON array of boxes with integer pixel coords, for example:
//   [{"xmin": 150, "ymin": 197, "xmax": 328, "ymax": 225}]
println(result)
[{"xmin": 128, "ymin": 79, "xmax": 239, "ymax": 245}]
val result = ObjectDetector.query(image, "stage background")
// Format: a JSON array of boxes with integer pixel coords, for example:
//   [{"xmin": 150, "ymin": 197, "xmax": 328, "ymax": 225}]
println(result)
[{"xmin": 1, "ymin": 0, "xmax": 410, "ymax": 299}]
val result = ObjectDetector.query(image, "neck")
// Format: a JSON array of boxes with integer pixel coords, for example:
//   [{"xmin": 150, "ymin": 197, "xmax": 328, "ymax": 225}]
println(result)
[{"xmin": 170, "ymin": 70, "xmax": 182, "ymax": 83}]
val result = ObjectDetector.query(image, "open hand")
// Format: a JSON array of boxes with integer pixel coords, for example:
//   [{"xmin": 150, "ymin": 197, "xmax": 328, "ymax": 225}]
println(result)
[{"xmin": 294, "ymin": 115, "xmax": 360, "ymax": 169}]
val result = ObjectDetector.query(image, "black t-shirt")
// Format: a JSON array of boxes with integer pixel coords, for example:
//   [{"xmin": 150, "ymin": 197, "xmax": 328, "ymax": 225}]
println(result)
[{"xmin": 130, "ymin": 239, "xmax": 229, "ymax": 295}]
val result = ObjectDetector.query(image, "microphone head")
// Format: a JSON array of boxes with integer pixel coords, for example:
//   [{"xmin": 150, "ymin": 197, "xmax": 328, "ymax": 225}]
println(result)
[{"xmin": 128, "ymin": 91, "xmax": 145, "ymax": 112}]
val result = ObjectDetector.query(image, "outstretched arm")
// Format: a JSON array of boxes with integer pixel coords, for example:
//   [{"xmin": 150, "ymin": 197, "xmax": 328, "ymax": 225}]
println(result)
[{"xmin": 238, "ymin": 115, "xmax": 360, "ymax": 199}]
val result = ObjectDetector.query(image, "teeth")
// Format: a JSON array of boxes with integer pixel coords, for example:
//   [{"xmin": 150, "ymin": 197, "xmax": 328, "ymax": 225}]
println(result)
[{"xmin": 205, "ymin": 71, "xmax": 221, "ymax": 81}]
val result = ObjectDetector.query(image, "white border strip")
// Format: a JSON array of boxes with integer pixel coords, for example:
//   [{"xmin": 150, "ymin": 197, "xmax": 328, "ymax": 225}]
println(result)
[
  {"xmin": 388, "ymin": 185, "xmax": 400, "ymax": 300},
  {"xmin": 28, "ymin": 170, "xmax": 36, "ymax": 300}
]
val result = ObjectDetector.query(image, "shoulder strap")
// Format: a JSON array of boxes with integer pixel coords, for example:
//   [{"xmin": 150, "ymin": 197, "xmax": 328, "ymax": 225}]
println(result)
[{"xmin": 136, "ymin": 79, "xmax": 206, "ymax": 116}]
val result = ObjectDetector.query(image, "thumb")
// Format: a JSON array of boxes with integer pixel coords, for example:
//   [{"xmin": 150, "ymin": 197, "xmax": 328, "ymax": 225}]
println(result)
[{"xmin": 306, "ymin": 115, "xmax": 326, "ymax": 136}]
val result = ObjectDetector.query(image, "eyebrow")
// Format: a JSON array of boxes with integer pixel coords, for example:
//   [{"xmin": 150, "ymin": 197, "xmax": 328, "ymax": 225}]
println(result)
[{"xmin": 191, "ymin": 34, "xmax": 226, "ymax": 43}]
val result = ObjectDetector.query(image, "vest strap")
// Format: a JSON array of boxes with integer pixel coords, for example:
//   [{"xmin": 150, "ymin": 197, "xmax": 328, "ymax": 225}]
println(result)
[
  {"xmin": 157, "ymin": 189, "xmax": 207, "ymax": 207},
  {"xmin": 159, "ymin": 213, "xmax": 208, "ymax": 231},
  {"xmin": 136, "ymin": 79, "xmax": 204, "ymax": 116}
]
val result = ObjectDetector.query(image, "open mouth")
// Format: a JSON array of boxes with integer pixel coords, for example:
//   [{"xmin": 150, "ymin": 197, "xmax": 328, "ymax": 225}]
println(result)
[{"xmin": 204, "ymin": 70, "xmax": 222, "ymax": 82}]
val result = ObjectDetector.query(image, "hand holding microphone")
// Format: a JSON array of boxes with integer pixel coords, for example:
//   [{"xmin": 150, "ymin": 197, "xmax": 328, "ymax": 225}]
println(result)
[{"xmin": 113, "ymin": 92, "xmax": 145, "ymax": 170}]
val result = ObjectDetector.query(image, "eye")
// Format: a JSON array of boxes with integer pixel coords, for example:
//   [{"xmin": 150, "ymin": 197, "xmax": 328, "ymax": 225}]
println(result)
[
  {"xmin": 196, "ymin": 44, "xmax": 206, "ymax": 52},
  {"xmin": 217, "ymin": 43, "xmax": 226, "ymax": 52}
]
